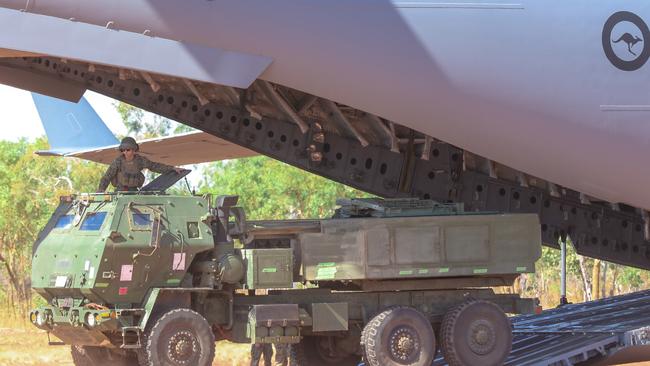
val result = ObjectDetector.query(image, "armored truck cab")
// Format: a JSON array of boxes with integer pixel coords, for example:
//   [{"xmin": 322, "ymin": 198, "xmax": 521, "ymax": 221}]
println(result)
[
  {"xmin": 31, "ymin": 192, "xmax": 214, "ymax": 346},
  {"xmin": 29, "ymin": 174, "xmax": 541, "ymax": 366}
]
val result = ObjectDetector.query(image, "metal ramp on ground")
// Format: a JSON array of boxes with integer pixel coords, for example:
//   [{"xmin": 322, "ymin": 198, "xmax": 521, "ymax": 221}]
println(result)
[{"xmin": 434, "ymin": 289, "xmax": 650, "ymax": 365}]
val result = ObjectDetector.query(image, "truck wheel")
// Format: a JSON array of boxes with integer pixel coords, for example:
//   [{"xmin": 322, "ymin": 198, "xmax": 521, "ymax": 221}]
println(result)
[
  {"xmin": 71, "ymin": 345, "xmax": 138, "ymax": 366},
  {"xmin": 142, "ymin": 308, "xmax": 215, "ymax": 366},
  {"xmin": 361, "ymin": 306, "xmax": 435, "ymax": 366},
  {"xmin": 290, "ymin": 336, "xmax": 360, "ymax": 366},
  {"xmin": 440, "ymin": 299, "xmax": 512, "ymax": 366}
]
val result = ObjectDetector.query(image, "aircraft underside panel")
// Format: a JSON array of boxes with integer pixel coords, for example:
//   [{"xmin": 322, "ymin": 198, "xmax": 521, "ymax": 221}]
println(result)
[
  {"xmin": 3, "ymin": 56, "xmax": 650, "ymax": 270},
  {"xmin": 0, "ymin": 8, "xmax": 272, "ymax": 89},
  {"xmin": 0, "ymin": 64, "xmax": 84, "ymax": 101}
]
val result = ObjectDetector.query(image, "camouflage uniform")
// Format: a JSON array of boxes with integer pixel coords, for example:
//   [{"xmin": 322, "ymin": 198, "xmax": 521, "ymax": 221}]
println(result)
[
  {"xmin": 97, "ymin": 154, "xmax": 174, "ymax": 191},
  {"xmin": 273, "ymin": 343, "xmax": 289, "ymax": 366},
  {"xmin": 250, "ymin": 343, "xmax": 289, "ymax": 366},
  {"xmin": 250, "ymin": 343, "xmax": 273, "ymax": 366}
]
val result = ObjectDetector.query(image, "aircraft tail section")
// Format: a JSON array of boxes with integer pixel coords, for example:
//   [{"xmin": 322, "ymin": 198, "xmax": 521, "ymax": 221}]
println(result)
[
  {"xmin": 32, "ymin": 93, "xmax": 118, "ymax": 156},
  {"xmin": 31, "ymin": 92, "xmax": 255, "ymax": 165}
]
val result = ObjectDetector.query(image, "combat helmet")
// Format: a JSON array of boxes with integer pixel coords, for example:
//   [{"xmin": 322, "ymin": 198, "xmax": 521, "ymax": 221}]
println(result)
[{"xmin": 119, "ymin": 137, "xmax": 139, "ymax": 152}]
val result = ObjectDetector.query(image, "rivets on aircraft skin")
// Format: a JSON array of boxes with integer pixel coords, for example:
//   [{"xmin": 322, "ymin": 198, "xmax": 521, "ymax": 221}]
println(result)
[{"xmin": 12, "ymin": 55, "xmax": 650, "ymax": 269}]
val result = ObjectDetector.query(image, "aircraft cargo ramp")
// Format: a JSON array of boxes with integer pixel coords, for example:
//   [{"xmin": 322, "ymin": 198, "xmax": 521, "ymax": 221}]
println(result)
[{"xmin": 433, "ymin": 289, "xmax": 650, "ymax": 366}]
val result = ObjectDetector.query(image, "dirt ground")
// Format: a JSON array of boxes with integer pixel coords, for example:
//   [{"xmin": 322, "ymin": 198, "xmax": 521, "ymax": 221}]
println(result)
[
  {"xmin": 2, "ymin": 327, "xmax": 649, "ymax": 366},
  {"xmin": 0, "ymin": 328, "xmax": 251, "ymax": 366}
]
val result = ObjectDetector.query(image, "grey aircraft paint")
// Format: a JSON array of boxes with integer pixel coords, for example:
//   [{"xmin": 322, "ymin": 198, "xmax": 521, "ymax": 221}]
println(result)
[{"xmin": 0, "ymin": 1, "xmax": 649, "ymax": 210}]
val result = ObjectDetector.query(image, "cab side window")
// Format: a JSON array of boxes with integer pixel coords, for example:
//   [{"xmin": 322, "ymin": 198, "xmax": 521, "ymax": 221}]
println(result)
[
  {"xmin": 187, "ymin": 222, "xmax": 200, "ymax": 239},
  {"xmin": 128, "ymin": 205, "xmax": 163, "ymax": 231},
  {"xmin": 133, "ymin": 213, "xmax": 152, "ymax": 227}
]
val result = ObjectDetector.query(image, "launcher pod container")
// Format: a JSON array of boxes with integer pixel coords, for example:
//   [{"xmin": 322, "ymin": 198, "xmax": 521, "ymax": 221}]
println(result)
[{"xmin": 29, "ymin": 174, "xmax": 540, "ymax": 366}]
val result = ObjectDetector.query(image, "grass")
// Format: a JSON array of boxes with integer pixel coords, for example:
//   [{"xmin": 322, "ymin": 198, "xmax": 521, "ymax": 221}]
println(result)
[
  {"xmin": 3, "ymin": 311, "xmax": 650, "ymax": 365},
  {"xmin": 0, "ymin": 325, "xmax": 252, "ymax": 366},
  {"xmin": 3, "ymin": 325, "xmax": 650, "ymax": 365}
]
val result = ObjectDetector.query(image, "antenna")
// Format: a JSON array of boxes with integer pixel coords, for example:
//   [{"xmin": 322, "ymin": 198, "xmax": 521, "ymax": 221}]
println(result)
[{"xmin": 184, "ymin": 176, "xmax": 193, "ymax": 195}]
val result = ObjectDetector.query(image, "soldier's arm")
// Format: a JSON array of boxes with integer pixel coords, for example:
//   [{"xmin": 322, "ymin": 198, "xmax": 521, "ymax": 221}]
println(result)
[
  {"xmin": 141, "ymin": 156, "xmax": 174, "ymax": 174},
  {"xmin": 97, "ymin": 159, "xmax": 119, "ymax": 192}
]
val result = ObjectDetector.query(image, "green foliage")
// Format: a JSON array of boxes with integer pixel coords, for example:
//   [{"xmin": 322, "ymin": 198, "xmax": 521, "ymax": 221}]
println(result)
[
  {"xmin": 0, "ymin": 138, "xmax": 104, "ymax": 310},
  {"xmin": 115, "ymin": 102, "xmax": 196, "ymax": 138},
  {"xmin": 199, "ymin": 156, "xmax": 369, "ymax": 219},
  {"xmin": 115, "ymin": 102, "xmax": 145, "ymax": 136},
  {"xmin": 523, "ymin": 241, "xmax": 588, "ymax": 306},
  {"xmin": 619, "ymin": 267, "xmax": 644, "ymax": 290},
  {"xmin": 174, "ymin": 123, "xmax": 196, "ymax": 134}
]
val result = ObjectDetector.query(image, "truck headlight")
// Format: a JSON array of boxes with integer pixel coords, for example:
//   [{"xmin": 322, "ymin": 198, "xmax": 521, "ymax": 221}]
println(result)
[
  {"xmin": 85, "ymin": 312, "xmax": 97, "ymax": 327},
  {"xmin": 35, "ymin": 312, "xmax": 46, "ymax": 327},
  {"xmin": 30, "ymin": 311, "xmax": 38, "ymax": 324}
]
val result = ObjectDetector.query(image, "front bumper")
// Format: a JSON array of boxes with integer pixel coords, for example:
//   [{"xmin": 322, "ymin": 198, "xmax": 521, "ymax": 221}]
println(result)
[{"xmin": 29, "ymin": 306, "xmax": 144, "ymax": 346}]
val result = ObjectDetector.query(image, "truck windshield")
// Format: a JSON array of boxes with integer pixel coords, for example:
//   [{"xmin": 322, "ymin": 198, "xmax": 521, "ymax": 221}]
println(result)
[
  {"xmin": 54, "ymin": 215, "xmax": 73, "ymax": 229},
  {"xmin": 80, "ymin": 212, "xmax": 108, "ymax": 231}
]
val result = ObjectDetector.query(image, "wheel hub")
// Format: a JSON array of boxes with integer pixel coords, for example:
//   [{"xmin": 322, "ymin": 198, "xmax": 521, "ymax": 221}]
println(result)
[
  {"xmin": 389, "ymin": 326, "xmax": 421, "ymax": 363},
  {"xmin": 467, "ymin": 319, "xmax": 496, "ymax": 355},
  {"xmin": 167, "ymin": 330, "xmax": 198, "ymax": 364}
]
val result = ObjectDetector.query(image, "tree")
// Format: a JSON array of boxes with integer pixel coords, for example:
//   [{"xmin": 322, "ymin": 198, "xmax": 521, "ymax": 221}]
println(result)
[
  {"xmin": 199, "ymin": 156, "xmax": 368, "ymax": 219},
  {"xmin": 115, "ymin": 102, "xmax": 145, "ymax": 136},
  {"xmin": 115, "ymin": 102, "xmax": 195, "ymax": 138},
  {"xmin": 0, "ymin": 138, "xmax": 104, "ymax": 315}
]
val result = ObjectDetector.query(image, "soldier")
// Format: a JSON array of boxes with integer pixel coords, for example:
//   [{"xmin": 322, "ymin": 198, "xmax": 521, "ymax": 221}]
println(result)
[
  {"xmin": 250, "ymin": 343, "xmax": 273, "ymax": 366},
  {"xmin": 97, "ymin": 137, "xmax": 183, "ymax": 192},
  {"xmin": 273, "ymin": 343, "xmax": 289, "ymax": 366},
  {"xmin": 250, "ymin": 343, "xmax": 289, "ymax": 366}
]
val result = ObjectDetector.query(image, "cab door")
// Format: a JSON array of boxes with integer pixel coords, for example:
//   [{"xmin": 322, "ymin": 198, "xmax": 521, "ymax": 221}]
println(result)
[{"xmin": 110, "ymin": 203, "xmax": 178, "ymax": 301}]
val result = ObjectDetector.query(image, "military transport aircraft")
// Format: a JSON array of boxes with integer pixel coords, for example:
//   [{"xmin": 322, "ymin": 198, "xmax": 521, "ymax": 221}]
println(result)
[{"xmin": 1, "ymin": 1, "xmax": 650, "ymax": 272}]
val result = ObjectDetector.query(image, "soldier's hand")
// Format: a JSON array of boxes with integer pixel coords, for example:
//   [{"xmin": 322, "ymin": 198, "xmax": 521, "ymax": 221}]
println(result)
[{"xmin": 174, "ymin": 167, "xmax": 184, "ymax": 174}]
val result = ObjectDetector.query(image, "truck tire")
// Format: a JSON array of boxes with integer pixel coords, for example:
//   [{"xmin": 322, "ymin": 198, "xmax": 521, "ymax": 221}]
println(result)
[
  {"xmin": 290, "ymin": 336, "xmax": 360, "ymax": 366},
  {"xmin": 440, "ymin": 299, "xmax": 512, "ymax": 366},
  {"xmin": 361, "ymin": 306, "xmax": 435, "ymax": 366},
  {"xmin": 141, "ymin": 308, "xmax": 215, "ymax": 366},
  {"xmin": 71, "ymin": 345, "xmax": 138, "ymax": 366}
]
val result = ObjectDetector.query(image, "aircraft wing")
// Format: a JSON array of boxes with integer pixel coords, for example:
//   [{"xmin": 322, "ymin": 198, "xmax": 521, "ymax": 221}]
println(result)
[
  {"xmin": 32, "ymin": 92, "xmax": 256, "ymax": 165},
  {"xmin": 65, "ymin": 131, "xmax": 257, "ymax": 166}
]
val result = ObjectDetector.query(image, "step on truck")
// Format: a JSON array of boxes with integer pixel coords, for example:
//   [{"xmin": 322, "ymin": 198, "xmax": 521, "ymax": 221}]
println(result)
[{"xmin": 29, "ymin": 172, "xmax": 541, "ymax": 366}]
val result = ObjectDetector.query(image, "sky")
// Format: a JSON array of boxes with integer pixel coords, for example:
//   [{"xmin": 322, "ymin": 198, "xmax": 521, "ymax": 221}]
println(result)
[{"xmin": 0, "ymin": 84, "xmax": 126, "ymax": 142}]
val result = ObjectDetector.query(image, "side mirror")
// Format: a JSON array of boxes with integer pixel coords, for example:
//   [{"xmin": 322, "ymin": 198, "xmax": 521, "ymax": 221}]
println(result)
[
  {"xmin": 214, "ymin": 195, "xmax": 239, "ymax": 245},
  {"xmin": 229, "ymin": 207, "xmax": 247, "ymax": 236}
]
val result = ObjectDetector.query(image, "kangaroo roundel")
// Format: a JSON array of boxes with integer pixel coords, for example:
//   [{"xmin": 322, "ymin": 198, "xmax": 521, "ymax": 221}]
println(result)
[{"xmin": 603, "ymin": 11, "xmax": 650, "ymax": 71}]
